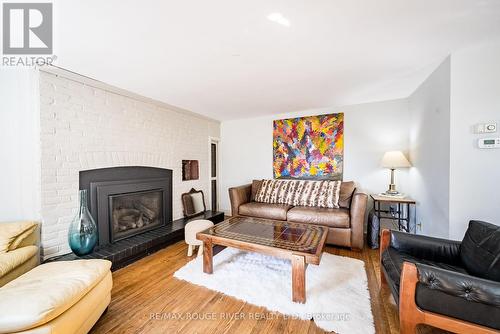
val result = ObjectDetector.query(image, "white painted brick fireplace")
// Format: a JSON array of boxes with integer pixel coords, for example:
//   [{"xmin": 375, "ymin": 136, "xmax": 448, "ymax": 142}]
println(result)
[{"xmin": 38, "ymin": 69, "xmax": 220, "ymax": 259}]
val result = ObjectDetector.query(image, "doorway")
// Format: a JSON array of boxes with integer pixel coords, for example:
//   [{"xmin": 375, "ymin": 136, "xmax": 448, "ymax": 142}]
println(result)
[{"xmin": 210, "ymin": 139, "xmax": 218, "ymax": 212}]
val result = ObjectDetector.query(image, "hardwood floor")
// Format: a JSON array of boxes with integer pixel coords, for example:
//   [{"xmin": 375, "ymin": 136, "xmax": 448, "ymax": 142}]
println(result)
[{"xmin": 90, "ymin": 241, "xmax": 447, "ymax": 334}]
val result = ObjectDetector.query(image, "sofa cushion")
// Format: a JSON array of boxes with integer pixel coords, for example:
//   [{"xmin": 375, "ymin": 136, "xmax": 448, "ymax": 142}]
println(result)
[
  {"xmin": 0, "ymin": 259, "xmax": 111, "ymax": 333},
  {"xmin": 287, "ymin": 206, "xmax": 350, "ymax": 228},
  {"xmin": 11, "ymin": 225, "xmax": 38, "ymax": 250},
  {"xmin": 0, "ymin": 246, "xmax": 38, "ymax": 278},
  {"xmin": 8, "ymin": 225, "xmax": 37, "ymax": 251},
  {"xmin": 0, "ymin": 221, "xmax": 37, "ymax": 254},
  {"xmin": 460, "ymin": 220, "xmax": 500, "ymax": 281},
  {"xmin": 238, "ymin": 202, "xmax": 291, "ymax": 221}
]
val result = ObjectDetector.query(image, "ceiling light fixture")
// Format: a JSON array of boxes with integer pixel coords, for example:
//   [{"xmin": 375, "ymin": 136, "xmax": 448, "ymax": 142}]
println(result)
[{"xmin": 267, "ymin": 12, "xmax": 290, "ymax": 27}]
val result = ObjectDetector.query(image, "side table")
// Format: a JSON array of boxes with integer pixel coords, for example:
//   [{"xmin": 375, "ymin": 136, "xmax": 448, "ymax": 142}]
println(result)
[{"xmin": 370, "ymin": 194, "xmax": 416, "ymax": 234}]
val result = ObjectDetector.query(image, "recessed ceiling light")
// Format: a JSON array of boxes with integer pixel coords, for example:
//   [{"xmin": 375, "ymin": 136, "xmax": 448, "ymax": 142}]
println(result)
[{"xmin": 267, "ymin": 13, "xmax": 290, "ymax": 27}]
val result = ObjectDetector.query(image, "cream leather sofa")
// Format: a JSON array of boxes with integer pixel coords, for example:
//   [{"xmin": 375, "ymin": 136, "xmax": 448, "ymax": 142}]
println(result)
[
  {"xmin": 0, "ymin": 221, "xmax": 40, "ymax": 287},
  {"xmin": 0, "ymin": 221, "xmax": 113, "ymax": 334}
]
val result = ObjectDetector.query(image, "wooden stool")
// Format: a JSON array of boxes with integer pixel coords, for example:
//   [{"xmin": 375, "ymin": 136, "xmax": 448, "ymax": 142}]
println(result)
[{"xmin": 184, "ymin": 219, "xmax": 214, "ymax": 257}]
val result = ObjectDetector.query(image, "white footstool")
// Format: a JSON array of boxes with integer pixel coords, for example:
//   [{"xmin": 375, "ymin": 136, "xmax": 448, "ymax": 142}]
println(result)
[{"xmin": 185, "ymin": 219, "xmax": 214, "ymax": 257}]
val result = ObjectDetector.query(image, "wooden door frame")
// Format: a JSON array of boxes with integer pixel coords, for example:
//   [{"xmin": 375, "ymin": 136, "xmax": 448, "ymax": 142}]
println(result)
[{"xmin": 208, "ymin": 137, "xmax": 220, "ymax": 212}]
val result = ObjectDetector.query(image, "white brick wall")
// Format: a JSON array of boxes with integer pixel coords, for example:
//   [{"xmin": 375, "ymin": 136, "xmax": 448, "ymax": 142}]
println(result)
[{"xmin": 39, "ymin": 71, "xmax": 220, "ymax": 259}]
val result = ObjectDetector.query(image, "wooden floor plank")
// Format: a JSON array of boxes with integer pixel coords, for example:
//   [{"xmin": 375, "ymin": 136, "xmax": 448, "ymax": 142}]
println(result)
[{"xmin": 90, "ymin": 241, "xmax": 447, "ymax": 334}]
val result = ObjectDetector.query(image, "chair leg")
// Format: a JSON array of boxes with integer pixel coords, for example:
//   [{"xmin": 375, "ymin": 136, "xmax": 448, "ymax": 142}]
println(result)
[
  {"xmin": 197, "ymin": 244, "xmax": 203, "ymax": 257},
  {"xmin": 399, "ymin": 262, "xmax": 422, "ymax": 334},
  {"xmin": 380, "ymin": 229, "xmax": 391, "ymax": 288},
  {"xmin": 400, "ymin": 320, "xmax": 418, "ymax": 334},
  {"xmin": 380, "ymin": 267, "xmax": 387, "ymax": 286},
  {"xmin": 187, "ymin": 244, "xmax": 193, "ymax": 257}
]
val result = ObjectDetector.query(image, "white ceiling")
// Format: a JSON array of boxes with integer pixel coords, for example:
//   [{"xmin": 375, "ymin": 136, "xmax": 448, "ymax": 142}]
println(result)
[{"xmin": 53, "ymin": 0, "xmax": 500, "ymax": 121}]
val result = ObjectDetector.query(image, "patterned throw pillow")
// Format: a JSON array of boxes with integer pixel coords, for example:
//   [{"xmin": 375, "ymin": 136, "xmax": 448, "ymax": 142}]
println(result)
[
  {"xmin": 254, "ymin": 179, "xmax": 341, "ymax": 209},
  {"xmin": 254, "ymin": 179, "xmax": 283, "ymax": 204}
]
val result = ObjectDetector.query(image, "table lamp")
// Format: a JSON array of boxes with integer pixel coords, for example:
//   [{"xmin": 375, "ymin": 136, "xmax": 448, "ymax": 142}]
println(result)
[{"xmin": 381, "ymin": 151, "xmax": 411, "ymax": 195}]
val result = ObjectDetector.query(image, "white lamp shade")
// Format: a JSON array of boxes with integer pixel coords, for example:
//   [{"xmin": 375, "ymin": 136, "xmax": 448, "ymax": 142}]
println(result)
[{"xmin": 381, "ymin": 151, "xmax": 411, "ymax": 168}]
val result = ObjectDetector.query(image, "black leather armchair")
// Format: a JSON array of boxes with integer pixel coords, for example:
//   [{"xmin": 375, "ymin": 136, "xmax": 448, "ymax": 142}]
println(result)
[{"xmin": 380, "ymin": 220, "xmax": 500, "ymax": 334}]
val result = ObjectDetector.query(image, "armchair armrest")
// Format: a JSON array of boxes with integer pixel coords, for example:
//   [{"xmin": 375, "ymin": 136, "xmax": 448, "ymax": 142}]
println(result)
[
  {"xmin": 416, "ymin": 263, "xmax": 500, "ymax": 307},
  {"xmin": 399, "ymin": 262, "xmax": 500, "ymax": 334},
  {"xmin": 228, "ymin": 184, "xmax": 252, "ymax": 217},
  {"xmin": 390, "ymin": 230, "xmax": 462, "ymax": 266},
  {"xmin": 350, "ymin": 189, "xmax": 367, "ymax": 250}
]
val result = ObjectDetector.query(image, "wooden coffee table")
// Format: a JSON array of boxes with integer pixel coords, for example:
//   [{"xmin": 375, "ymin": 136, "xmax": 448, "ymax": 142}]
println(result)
[{"xmin": 196, "ymin": 216, "xmax": 328, "ymax": 303}]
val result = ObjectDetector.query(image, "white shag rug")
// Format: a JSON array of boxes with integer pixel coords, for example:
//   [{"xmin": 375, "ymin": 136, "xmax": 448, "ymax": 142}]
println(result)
[{"xmin": 174, "ymin": 248, "xmax": 374, "ymax": 334}]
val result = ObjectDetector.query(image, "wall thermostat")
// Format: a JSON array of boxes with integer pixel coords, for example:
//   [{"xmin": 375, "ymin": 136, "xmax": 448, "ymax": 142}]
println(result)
[{"xmin": 478, "ymin": 137, "xmax": 500, "ymax": 149}]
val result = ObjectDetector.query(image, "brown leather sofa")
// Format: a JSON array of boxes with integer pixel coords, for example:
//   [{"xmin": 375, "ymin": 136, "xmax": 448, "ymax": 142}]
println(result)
[{"xmin": 229, "ymin": 180, "xmax": 368, "ymax": 250}]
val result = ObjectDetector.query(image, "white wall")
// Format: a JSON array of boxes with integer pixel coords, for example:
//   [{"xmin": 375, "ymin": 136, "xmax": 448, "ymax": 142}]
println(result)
[
  {"xmin": 220, "ymin": 42, "xmax": 500, "ymax": 240},
  {"xmin": 0, "ymin": 68, "xmax": 41, "ymax": 222},
  {"xmin": 38, "ymin": 69, "xmax": 220, "ymax": 258},
  {"xmin": 449, "ymin": 40, "xmax": 500, "ymax": 240},
  {"xmin": 220, "ymin": 99, "xmax": 410, "ymax": 213},
  {"xmin": 408, "ymin": 57, "xmax": 451, "ymax": 237}
]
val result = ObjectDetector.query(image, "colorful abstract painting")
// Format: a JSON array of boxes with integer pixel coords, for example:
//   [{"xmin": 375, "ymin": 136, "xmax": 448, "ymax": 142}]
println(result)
[{"xmin": 273, "ymin": 113, "xmax": 344, "ymax": 180}]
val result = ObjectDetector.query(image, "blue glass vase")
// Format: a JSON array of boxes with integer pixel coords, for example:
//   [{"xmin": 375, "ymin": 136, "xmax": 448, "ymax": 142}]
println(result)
[{"xmin": 68, "ymin": 189, "xmax": 98, "ymax": 256}]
